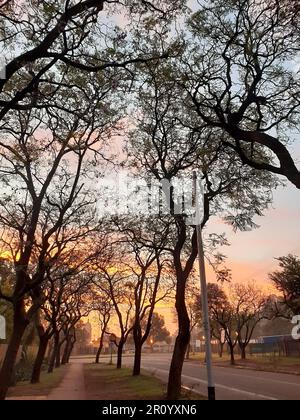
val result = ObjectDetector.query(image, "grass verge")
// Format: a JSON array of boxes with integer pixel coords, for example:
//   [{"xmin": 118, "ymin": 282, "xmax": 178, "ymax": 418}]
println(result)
[
  {"xmin": 6, "ymin": 365, "xmax": 67, "ymax": 399},
  {"xmin": 188, "ymin": 353, "xmax": 300, "ymax": 374},
  {"xmin": 84, "ymin": 363, "xmax": 205, "ymax": 400}
]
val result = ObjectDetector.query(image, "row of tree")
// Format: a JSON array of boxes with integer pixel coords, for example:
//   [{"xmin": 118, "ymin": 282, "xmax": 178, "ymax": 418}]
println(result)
[
  {"xmin": 190, "ymin": 282, "xmax": 271, "ymax": 364},
  {"xmin": 188, "ymin": 255, "xmax": 300, "ymax": 365}
]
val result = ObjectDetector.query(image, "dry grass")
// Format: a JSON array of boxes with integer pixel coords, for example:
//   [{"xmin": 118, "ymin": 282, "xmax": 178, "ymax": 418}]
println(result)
[
  {"xmin": 84, "ymin": 364, "xmax": 166, "ymax": 400},
  {"xmin": 7, "ymin": 365, "xmax": 67, "ymax": 399},
  {"xmin": 188, "ymin": 352, "xmax": 300, "ymax": 374}
]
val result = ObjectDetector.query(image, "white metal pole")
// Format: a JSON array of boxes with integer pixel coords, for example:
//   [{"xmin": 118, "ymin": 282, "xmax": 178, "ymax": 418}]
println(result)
[{"xmin": 193, "ymin": 172, "xmax": 216, "ymax": 401}]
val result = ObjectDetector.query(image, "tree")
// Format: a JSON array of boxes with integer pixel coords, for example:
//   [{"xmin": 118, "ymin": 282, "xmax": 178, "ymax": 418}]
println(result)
[
  {"xmin": 206, "ymin": 283, "xmax": 238, "ymax": 365},
  {"xmin": 94, "ymin": 251, "xmax": 135, "ymax": 370},
  {"xmin": 0, "ymin": 1, "xmax": 188, "ymax": 397},
  {"xmin": 190, "ymin": 280, "xmax": 229, "ymax": 358},
  {"xmin": 269, "ymin": 255, "xmax": 300, "ymax": 317},
  {"xmin": 30, "ymin": 215, "xmax": 101, "ymax": 383},
  {"xmin": 206, "ymin": 283, "xmax": 232, "ymax": 360},
  {"xmin": 93, "ymin": 296, "xmax": 113, "ymax": 364},
  {"xmin": 255, "ymin": 316, "xmax": 292, "ymax": 338},
  {"xmin": 50, "ymin": 279, "xmax": 91, "ymax": 371},
  {"xmin": 185, "ymin": 277, "xmax": 201, "ymax": 360},
  {"xmin": 130, "ymin": 253, "xmax": 173, "ymax": 376},
  {"xmin": 0, "ymin": 258, "xmax": 14, "ymax": 343},
  {"xmin": 183, "ymin": 0, "xmax": 300, "ymax": 189},
  {"xmin": 229, "ymin": 283, "xmax": 271, "ymax": 360},
  {"xmin": 206, "ymin": 282, "xmax": 271, "ymax": 362},
  {"xmin": 113, "ymin": 217, "xmax": 173, "ymax": 376},
  {"xmin": 93, "ymin": 218, "xmax": 173, "ymax": 374},
  {"xmin": 0, "ymin": 0, "xmax": 185, "ymax": 121},
  {"xmin": 74, "ymin": 321, "xmax": 91, "ymax": 348},
  {"xmin": 143, "ymin": 312, "xmax": 171, "ymax": 350},
  {"xmin": 0, "ymin": 67, "xmax": 116, "ymax": 397},
  {"xmin": 127, "ymin": 58, "xmax": 277, "ymax": 398}
]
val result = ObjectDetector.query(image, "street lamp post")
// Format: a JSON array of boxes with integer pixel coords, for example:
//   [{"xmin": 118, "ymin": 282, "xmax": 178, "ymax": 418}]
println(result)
[{"xmin": 193, "ymin": 172, "xmax": 216, "ymax": 401}]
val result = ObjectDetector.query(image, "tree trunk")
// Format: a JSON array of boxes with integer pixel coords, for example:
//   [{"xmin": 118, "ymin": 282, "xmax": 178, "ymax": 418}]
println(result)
[
  {"xmin": 185, "ymin": 341, "xmax": 191, "ymax": 360},
  {"xmin": 241, "ymin": 345, "xmax": 246, "ymax": 360},
  {"xmin": 61, "ymin": 348, "xmax": 67, "ymax": 365},
  {"xmin": 66, "ymin": 340, "xmax": 75, "ymax": 363},
  {"xmin": 66, "ymin": 330, "xmax": 76, "ymax": 363},
  {"xmin": 219, "ymin": 342, "xmax": 224, "ymax": 358},
  {"xmin": 55, "ymin": 342, "xmax": 62, "ymax": 368},
  {"xmin": 133, "ymin": 341, "xmax": 142, "ymax": 376},
  {"xmin": 48, "ymin": 334, "xmax": 59, "ymax": 373},
  {"xmin": 0, "ymin": 302, "xmax": 28, "ymax": 400},
  {"xmin": 229, "ymin": 344, "xmax": 235, "ymax": 365},
  {"xmin": 133, "ymin": 323, "xmax": 143, "ymax": 376},
  {"xmin": 95, "ymin": 329, "xmax": 105, "ymax": 364},
  {"xmin": 167, "ymin": 277, "xmax": 190, "ymax": 400},
  {"xmin": 117, "ymin": 340, "xmax": 124, "ymax": 369},
  {"xmin": 31, "ymin": 335, "xmax": 49, "ymax": 384},
  {"xmin": 67, "ymin": 334, "xmax": 76, "ymax": 363},
  {"xmin": 95, "ymin": 344, "xmax": 103, "ymax": 364},
  {"xmin": 61, "ymin": 335, "xmax": 72, "ymax": 365}
]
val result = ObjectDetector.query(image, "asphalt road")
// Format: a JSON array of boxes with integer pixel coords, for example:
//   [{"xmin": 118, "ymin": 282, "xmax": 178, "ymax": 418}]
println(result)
[
  {"xmin": 74, "ymin": 353, "xmax": 300, "ymax": 400},
  {"xmin": 134, "ymin": 353, "xmax": 300, "ymax": 400}
]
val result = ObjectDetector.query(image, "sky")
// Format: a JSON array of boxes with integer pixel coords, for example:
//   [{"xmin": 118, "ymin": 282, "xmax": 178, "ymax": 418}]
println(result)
[
  {"xmin": 64, "ymin": 3, "xmax": 300, "ymax": 340},
  {"xmin": 206, "ymin": 169, "xmax": 300, "ymax": 289},
  {"xmin": 3, "ymin": 0, "xmax": 300, "ymax": 338},
  {"xmin": 151, "ymin": 176, "xmax": 300, "ymax": 337},
  {"xmin": 85, "ymin": 0, "xmax": 300, "ymax": 338},
  {"xmin": 84, "ymin": 0, "xmax": 300, "ymax": 339},
  {"xmin": 182, "ymin": 0, "xmax": 300, "ymax": 289},
  {"xmin": 89, "ymin": 173, "xmax": 300, "ymax": 339}
]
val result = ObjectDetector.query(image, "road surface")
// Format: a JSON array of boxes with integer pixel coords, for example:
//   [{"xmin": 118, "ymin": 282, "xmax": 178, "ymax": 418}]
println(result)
[{"xmin": 73, "ymin": 353, "xmax": 300, "ymax": 400}]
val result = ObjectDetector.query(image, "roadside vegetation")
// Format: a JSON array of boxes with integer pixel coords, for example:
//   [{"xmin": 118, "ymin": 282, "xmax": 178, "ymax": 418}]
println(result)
[
  {"xmin": 188, "ymin": 353, "xmax": 300, "ymax": 375},
  {"xmin": 6, "ymin": 366, "xmax": 67, "ymax": 399},
  {"xmin": 83, "ymin": 364, "xmax": 205, "ymax": 400}
]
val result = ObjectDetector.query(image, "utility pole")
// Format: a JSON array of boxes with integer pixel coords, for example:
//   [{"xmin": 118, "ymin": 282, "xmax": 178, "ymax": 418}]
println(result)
[{"xmin": 193, "ymin": 171, "xmax": 216, "ymax": 401}]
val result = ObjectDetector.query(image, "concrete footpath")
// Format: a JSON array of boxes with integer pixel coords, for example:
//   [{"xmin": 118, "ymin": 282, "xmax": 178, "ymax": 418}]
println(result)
[{"xmin": 47, "ymin": 362, "xmax": 86, "ymax": 400}]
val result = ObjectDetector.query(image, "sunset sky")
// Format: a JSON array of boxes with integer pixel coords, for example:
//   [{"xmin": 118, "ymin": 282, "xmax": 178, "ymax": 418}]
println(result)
[
  {"xmin": 86, "ymin": 2, "xmax": 300, "ymax": 338},
  {"xmin": 6, "ymin": 0, "xmax": 298, "ymax": 338},
  {"xmin": 109, "ymin": 0, "xmax": 300, "ymax": 290},
  {"xmin": 207, "ymin": 147, "xmax": 300, "ymax": 288}
]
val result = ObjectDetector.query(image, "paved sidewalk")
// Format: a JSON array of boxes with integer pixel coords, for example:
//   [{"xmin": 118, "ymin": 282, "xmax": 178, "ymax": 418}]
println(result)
[{"xmin": 47, "ymin": 362, "xmax": 86, "ymax": 400}]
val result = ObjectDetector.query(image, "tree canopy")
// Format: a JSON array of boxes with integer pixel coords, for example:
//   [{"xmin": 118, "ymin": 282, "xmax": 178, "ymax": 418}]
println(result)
[{"xmin": 270, "ymin": 254, "xmax": 300, "ymax": 316}]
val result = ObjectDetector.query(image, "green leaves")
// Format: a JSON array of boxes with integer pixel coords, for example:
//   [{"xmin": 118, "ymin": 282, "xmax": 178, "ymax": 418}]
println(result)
[{"xmin": 270, "ymin": 254, "xmax": 300, "ymax": 316}]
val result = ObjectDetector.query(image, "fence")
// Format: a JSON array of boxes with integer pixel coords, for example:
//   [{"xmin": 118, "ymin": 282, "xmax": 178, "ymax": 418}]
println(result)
[{"xmin": 249, "ymin": 337, "xmax": 300, "ymax": 358}]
